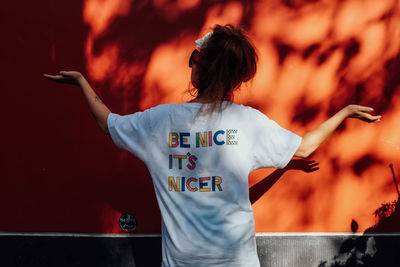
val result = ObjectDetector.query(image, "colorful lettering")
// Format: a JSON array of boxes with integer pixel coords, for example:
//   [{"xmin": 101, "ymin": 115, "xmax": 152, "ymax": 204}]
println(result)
[
  {"xmin": 169, "ymin": 132, "xmax": 179, "ymax": 147},
  {"xmin": 169, "ymin": 176, "xmax": 180, "ymax": 191},
  {"xmin": 173, "ymin": 155, "xmax": 186, "ymax": 169},
  {"xmin": 213, "ymin": 130, "xmax": 225, "ymax": 145},
  {"xmin": 199, "ymin": 177, "xmax": 211, "ymax": 192},
  {"xmin": 169, "ymin": 130, "xmax": 239, "ymax": 147},
  {"xmin": 226, "ymin": 129, "xmax": 238, "ymax": 145},
  {"xmin": 181, "ymin": 177, "xmax": 186, "ymax": 192},
  {"xmin": 212, "ymin": 176, "xmax": 223, "ymax": 191},
  {"xmin": 180, "ymin": 132, "xmax": 190, "ymax": 148},
  {"xmin": 169, "ymin": 155, "xmax": 173, "ymax": 169},
  {"xmin": 167, "ymin": 176, "xmax": 223, "ymax": 192},
  {"xmin": 186, "ymin": 178, "xmax": 198, "ymax": 192},
  {"xmin": 196, "ymin": 132, "xmax": 207, "ymax": 147},
  {"xmin": 187, "ymin": 155, "xmax": 197, "ymax": 170}
]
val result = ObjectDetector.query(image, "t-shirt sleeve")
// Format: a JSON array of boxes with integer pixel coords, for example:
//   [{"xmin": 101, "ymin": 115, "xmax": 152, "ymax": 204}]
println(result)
[
  {"xmin": 250, "ymin": 109, "xmax": 302, "ymax": 170},
  {"xmin": 107, "ymin": 111, "xmax": 152, "ymax": 162}
]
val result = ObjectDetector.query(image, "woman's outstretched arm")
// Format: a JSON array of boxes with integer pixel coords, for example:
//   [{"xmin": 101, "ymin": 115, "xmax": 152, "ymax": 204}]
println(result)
[
  {"xmin": 43, "ymin": 71, "xmax": 111, "ymax": 135},
  {"xmin": 294, "ymin": 105, "xmax": 382, "ymax": 158}
]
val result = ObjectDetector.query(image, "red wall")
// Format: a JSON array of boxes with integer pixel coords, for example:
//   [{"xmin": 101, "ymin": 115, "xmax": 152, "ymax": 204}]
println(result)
[
  {"xmin": 2, "ymin": 0, "xmax": 160, "ymax": 233},
  {"xmin": 1, "ymin": 0, "xmax": 400, "ymax": 234}
]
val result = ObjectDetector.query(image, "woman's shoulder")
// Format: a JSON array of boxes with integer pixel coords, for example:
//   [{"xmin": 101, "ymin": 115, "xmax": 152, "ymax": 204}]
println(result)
[
  {"xmin": 148, "ymin": 103, "xmax": 178, "ymax": 112},
  {"xmin": 227, "ymin": 102, "xmax": 264, "ymax": 115},
  {"xmin": 146, "ymin": 102, "xmax": 202, "ymax": 119}
]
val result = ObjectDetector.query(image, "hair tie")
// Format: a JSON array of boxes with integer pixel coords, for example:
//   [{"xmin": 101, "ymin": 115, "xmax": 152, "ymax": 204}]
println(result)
[{"xmin": 195, "ymin": 31, "xmax": 213, "ymax": 49}]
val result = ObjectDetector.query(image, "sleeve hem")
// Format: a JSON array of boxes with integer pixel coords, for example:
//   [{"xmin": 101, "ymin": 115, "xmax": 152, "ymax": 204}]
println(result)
[
  {"xmin": 277, "ymin": 135, "xmax": 303, "ymax": 169},
  {"xmin": 107, "ymin": 113, "xmax": 124, "ymax": 149}
]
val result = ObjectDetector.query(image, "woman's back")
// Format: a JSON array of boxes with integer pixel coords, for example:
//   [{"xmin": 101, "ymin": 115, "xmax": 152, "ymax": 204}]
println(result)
[{"xmin": 107, "ymin": 101, "xmax": 301, "ymax": 266}]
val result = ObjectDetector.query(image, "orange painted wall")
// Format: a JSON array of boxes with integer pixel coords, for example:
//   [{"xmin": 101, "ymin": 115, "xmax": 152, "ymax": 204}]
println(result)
[{"xmin": 1, "ymin": 0, "xmax": 400, "ymax": 233}]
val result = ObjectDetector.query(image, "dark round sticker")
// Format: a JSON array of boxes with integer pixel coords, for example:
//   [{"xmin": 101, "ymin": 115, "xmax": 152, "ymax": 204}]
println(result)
[{"xmin": 119, "ymin": 213, "xmax": 136, "ymax": 231}]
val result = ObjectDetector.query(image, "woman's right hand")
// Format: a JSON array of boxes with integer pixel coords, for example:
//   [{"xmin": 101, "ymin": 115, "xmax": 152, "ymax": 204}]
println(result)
[
  {"xmin": 43, "ymin": 71, "xmax": 84, "ymax": 86},
  {"xmin": 345, "ymin": 104, "xmax": 382, "ymax": 123}
]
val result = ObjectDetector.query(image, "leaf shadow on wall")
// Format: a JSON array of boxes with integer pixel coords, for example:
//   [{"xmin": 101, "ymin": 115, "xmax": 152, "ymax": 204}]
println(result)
[
  {"xmin": 319, "ymin": 164, "xmax": 400, "ymax": 267},
  {"xmin": 100, "ymin": 0, "xmax": 400, "ymax": 234}
]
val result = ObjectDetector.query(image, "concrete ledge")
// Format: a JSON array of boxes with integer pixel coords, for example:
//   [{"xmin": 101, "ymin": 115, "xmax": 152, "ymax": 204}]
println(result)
[{"xmin": 1, "ymin": 233, "xmax": 399, "ymax": 266}]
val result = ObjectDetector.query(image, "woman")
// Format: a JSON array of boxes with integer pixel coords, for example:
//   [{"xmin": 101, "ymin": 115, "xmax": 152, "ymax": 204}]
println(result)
[{"xmin": 44, "ymin": 24, "xmax": 381, "ymax": 267}]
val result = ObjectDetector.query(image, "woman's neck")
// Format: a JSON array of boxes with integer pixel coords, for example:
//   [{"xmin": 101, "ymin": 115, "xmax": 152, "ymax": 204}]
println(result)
[{"xmin": 191, "ymin": 98, "xmax": 210, "ymax": 104}]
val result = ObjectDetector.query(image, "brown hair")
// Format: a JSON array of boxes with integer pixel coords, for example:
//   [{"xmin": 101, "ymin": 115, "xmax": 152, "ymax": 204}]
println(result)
[{"xmin": 190, "ymin": 24, "xmax": 258, "ymax": 111}]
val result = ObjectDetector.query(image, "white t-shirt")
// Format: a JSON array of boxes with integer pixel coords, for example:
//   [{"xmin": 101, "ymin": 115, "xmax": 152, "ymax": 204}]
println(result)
[{"xmin": 107, "ymin": 102, "xmax": 302, "ymax": 267}]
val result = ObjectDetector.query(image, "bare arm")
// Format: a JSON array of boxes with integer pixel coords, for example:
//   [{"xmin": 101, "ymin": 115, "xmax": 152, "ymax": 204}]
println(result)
[
  {"xmin": 294, "ymin": 105, "xmax": 381, "ymax": 158},
  {"xmin": 43, "ymin": 71, "xmax": 111, "ymax": 135}
]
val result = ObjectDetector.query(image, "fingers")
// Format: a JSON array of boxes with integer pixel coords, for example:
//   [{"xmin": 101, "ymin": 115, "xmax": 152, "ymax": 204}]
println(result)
[
  {"xmin": 359, "ymin": 106, "xmax": 374, "ymax": 112},
  {"xmin": 348, "ymin": 105, "xmax": 382, "ymax": 122},
  {"xmin": 368, "ymin": 114, "xmax": 382, "ymax": 122},
  {"xmin": 307, "ymin": 161, "xmax": 319, "ymax": 172},
  {"xmin": 309, "ymin": 162, "xmax": 319, "ymax": 168},
  {"xmin": 48, "ymin": 71, "xmax": 82, "ymax": 82},
  {"xmin": 43, "ymin": 71, "xmax": 70, "ymax": 78},
  {"xmin": 43, "ymin": 74, "xmax": 63, "ymax": 80},
  {"xmin": 358, "ymin": 112, "xmax": 382, "ymax": 122},
  {"xmin": 348, "ymin": 104, "xmax": 375, "ymax": 113},
  {"xmin": 59, "ymin": 71, "xmax": 70, "ymax": 76},
  {"xmin": 43, "ymin": 72, "xmax": 77, "ymax": 85},
  {"xmin": 43, "ymin": 74, "xmax": 60, "ymax": 78}
]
